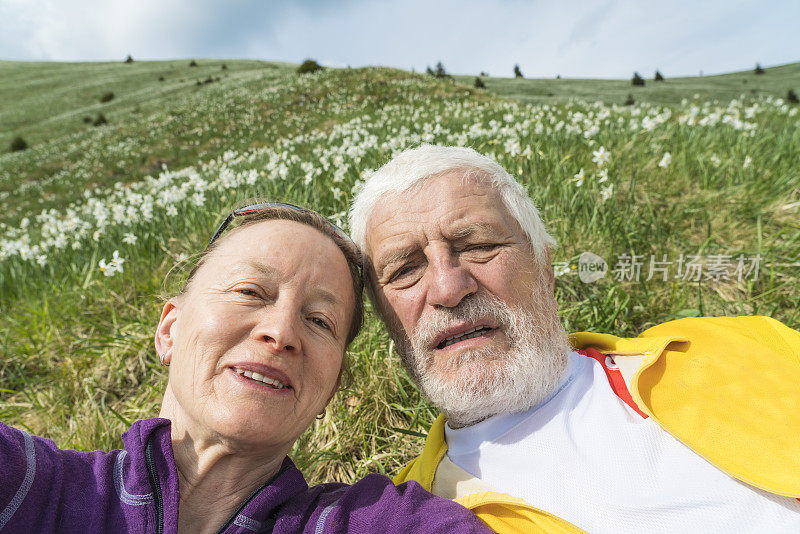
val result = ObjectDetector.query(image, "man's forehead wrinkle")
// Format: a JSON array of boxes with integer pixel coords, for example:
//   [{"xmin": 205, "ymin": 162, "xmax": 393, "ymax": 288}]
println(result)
[
  {"xmin": 367, "ymin": 170, "xmax": 510, "ymax": 262},
  {"xmin": 368, "ymin": 190, "xmax": 446, "ymax": 252}
]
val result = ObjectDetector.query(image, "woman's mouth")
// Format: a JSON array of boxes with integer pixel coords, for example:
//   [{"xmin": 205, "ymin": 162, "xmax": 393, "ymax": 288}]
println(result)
[{"xmin": 232, "ymin": 367, "xmax": 290, "ymax": 390}]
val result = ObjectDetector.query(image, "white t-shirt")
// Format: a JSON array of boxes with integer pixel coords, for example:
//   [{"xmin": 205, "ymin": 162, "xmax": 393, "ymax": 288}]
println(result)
[{"xmin": 445, "ymin": 351, "xmax": 800, "ymax": 533}]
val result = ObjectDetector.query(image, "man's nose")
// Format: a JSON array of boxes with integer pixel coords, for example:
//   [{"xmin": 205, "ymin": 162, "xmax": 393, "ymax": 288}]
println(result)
[
  {"xmin": 426, "ymin": 253, "xmax": 478, "ymax": 308},
  {"xmin": 254, "ymin": 305, "xmax": 302, "ymax": 353}
]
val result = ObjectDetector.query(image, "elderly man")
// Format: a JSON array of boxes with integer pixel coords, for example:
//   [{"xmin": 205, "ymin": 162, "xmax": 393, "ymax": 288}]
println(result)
[{"xmin": 349, "ymin": 145, "xmax": 800, "ymax": 533}]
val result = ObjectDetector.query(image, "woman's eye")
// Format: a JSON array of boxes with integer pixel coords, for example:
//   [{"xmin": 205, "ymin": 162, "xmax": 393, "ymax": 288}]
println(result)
[{"xmin": 309, "ymin": 316, "xmax": 332, "ymax": 330}]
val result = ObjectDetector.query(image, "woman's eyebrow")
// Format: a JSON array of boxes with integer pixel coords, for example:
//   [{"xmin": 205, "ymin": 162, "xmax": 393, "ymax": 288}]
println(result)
[
  {"xmin": 228, "ymin": 260, "xmax": 281, "ymax": 280},
  {"xmin": 243, "ymin": 260, "xmax": 345, "ymax": 309},
  {"xmin": 309, "ymin": 288, "xmax": 344, "ymax": 308}
]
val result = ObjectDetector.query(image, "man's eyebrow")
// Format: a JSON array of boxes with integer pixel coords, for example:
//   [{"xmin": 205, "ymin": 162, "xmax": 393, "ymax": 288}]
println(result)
[
  {"xmin": 376, "ymin": 247, "xmax": 416, "ymax": 271},
  {"xmin": 450, "ymin": 221, "xmax": 499, "ymax": 239}
]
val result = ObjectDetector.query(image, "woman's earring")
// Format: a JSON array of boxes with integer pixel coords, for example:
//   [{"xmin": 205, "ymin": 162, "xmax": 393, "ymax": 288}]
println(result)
[{"xmin": 159, "ymin": 353, "xmax": 170, "ymax": 367}]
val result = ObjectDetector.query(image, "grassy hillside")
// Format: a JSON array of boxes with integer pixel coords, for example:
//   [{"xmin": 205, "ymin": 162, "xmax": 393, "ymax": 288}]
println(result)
[
  {"xmin": 0, "ymin": 59, "xmax": 291, "ymax": 147},
  {"xmin": 456, "ymin": 62, "xmax": 800, "ymax": 105},
  {"xmin": 1, "ymin": 60, "xmax": 799, "ymax": 485}
]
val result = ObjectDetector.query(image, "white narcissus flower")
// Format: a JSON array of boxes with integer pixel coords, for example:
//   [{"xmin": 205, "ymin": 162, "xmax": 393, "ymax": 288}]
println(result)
[
  {"xmin": 658, "ymin": 152, "xmax": 672, "ymax": 168},
  {"xmin": 166, "ymin": 205, "xmax": 178, "ymax": 217},
  {"xmin": 122, "ymin": 233, "xmax": 137, "ymax": 245},
  {"xmin": 553, "ymin": 262, "xmax": 570, "ymax": 277},
  {"xmin": 592, "ymin": 146, "xmax": 610, "ymax": 167},
  {"xmin": 109, "ymin": 250, "xmax": 125, "ymax": 273},
  {"xmin": 598, "ymin": 169, "xmax": 609, "ymax": 183},
  {"xmin": 573, "ymin": 168, "xmax": 585, "ymax": 187},
  {"xmin": 99, "ymin": 258, "xmax": 113, "ymax": 277},
  {"xmin": 743, "ymin": 156, "xmax": 752, "ymax": 169},
  {"xmin": 710, "ymin": 154, "xmax": 721, "ymax": 167},
  {"xmin": 600, "ymin": 184, "xmax": 614, "ymax": 201},
  {"xmin": 99, "ymin": 251, "xmax": 126, "ymax": 277}
]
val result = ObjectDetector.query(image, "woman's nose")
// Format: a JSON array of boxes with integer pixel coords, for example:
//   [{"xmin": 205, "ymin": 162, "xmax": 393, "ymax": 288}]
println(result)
[{"xmin": 254, "ymin": 307, "xmax": 302, "ymax": 353}]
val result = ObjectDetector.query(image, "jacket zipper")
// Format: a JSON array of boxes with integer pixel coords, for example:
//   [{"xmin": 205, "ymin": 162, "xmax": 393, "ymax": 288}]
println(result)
[
  {"xmin": 145, "ymin": 436, "xmax": 164, "ymax": 534},
  {"xmin": 214, "ymin": 462, "xmax": 291, "ymax": 534}
]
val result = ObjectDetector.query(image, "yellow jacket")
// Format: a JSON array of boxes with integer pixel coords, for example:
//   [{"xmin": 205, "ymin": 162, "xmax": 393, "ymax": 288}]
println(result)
[{"xmin": 394, "ymin": 316, "xmax": 800, "ymax": 533}]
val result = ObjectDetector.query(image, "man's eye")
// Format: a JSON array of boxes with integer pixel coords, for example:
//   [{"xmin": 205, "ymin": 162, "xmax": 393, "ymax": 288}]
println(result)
[
  {"xmin": 391, "ymin": 266, "xmax": 412, "ymax": 279},
  {"xmin": 237, "ymin": 288, "xmax": 262, "ymax": 298},
  {"xmin": 388, "ymin": 264, "xmax": 419, "ymax": 283},
  {"xmin": 466, "ymin": 243, "xmax": 499, "ymax": 252}
]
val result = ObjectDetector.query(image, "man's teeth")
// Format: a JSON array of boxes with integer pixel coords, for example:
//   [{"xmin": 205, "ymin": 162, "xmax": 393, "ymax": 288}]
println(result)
[
  {"xmin": 438, "ymin": 326, "xmax": 492, "ymax": 349},
  {"xmin": 233, "ymin": 368, "xmax": 287, "ymax": 389}
]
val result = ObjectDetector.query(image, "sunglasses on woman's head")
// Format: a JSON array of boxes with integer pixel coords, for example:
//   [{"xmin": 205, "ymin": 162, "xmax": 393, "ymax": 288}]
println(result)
[{"xmin": 207, "ymin": 202, "xmax": 354, "ymax": 249}]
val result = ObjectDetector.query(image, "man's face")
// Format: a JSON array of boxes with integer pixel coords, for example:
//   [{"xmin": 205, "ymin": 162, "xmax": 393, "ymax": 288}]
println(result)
[{"xmin": 366, "ymin": 171, "xmax": 568, "ymax": 425}]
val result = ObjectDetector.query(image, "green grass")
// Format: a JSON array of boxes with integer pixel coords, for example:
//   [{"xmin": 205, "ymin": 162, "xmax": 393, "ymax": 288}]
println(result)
[
  {"xmin": 457, "ymin": 62, "xmax": 800, "ymax": 105},
  {"xmin": 1, "ymin": 59, "xmax": 799, "ymax": 485},
  {"xmin": 0, "ymin": 59, "xmax": 290, "ymax": 147}
]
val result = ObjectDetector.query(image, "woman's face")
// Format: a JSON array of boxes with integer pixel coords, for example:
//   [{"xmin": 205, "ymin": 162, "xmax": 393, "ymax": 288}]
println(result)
[{"xmin": 156, "ymin": 219, "xmax": 354, "ymax": 452}]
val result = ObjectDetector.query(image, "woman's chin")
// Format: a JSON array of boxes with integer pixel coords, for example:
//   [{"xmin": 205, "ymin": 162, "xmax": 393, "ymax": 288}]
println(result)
[
  {"xmin": 207, "ymin": 407, "xmax": 303, "ymax": 450},
  {"xmin": 167, "ymin": 370, "xmax": 318, "ymax": 451},
  {"xmin": 207, "ymin": 392, "xmax": 313, "ymax": 451}
]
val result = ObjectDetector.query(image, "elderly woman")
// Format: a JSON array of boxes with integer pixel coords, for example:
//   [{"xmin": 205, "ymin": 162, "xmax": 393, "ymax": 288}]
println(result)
[{"xmin": 0, "ymin": 203, "xmax": 490, "ymax": 533}]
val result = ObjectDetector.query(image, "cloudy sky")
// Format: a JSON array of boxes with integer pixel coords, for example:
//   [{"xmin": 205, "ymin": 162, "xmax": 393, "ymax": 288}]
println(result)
[{"xmin": 1, "ymin": 0, "xmax": 797, "ymax": 78}]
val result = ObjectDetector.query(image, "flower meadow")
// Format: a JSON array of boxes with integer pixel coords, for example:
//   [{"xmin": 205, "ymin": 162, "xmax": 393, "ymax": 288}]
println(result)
[{"xmin": 1, "ymin": 65, "xmax": 798, "ymax": 484}]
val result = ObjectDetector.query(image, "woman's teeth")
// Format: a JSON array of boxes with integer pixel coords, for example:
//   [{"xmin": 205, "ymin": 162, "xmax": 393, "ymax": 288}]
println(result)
[
  {"xmin": 233, "ymin": 368, "xmax": 287, "ymax": 389},
  {"xmin": 438, "ymin": 326, "xmax": 492, "ymax": 349}
]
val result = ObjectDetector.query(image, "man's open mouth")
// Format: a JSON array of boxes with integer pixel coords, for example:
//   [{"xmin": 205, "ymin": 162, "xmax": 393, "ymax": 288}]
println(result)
[{"xmin": 436, "ymin": 326, "xmax": 494, "ymax": 349}]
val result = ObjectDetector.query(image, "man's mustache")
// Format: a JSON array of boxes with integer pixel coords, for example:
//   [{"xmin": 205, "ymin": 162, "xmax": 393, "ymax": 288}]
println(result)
[{"xmin": 411, "ymin": 294, "xmax": 510, "ymax": 352}]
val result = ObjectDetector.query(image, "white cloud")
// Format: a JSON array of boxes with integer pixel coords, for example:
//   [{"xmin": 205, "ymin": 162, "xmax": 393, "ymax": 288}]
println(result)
[{"xmin": 1, "ymin": 0, "xmax": 797, "ymax": 77}]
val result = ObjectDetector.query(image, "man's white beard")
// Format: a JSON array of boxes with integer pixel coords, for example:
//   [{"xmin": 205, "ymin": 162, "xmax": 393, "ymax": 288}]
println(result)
[{"xmin": 392, "ymin": 291, "xmax": 570, "ymax": 428}]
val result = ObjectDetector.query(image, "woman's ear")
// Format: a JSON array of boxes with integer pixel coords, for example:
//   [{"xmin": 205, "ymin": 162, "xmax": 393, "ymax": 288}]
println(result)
[{"xmin": 154, "ymin": 300, "xmax": 179, "ymax": 366}]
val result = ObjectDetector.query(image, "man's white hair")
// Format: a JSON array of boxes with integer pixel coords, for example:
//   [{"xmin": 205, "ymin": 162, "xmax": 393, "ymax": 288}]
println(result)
[{"xmin": 349, "ymin": 145, "xmax": 557, "ymax": 261}]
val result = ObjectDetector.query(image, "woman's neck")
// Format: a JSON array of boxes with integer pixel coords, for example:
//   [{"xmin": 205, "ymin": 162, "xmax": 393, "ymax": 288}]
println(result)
[{"xmin": 162, "ymin": 400, "xmax": 289, "ymax": 534}]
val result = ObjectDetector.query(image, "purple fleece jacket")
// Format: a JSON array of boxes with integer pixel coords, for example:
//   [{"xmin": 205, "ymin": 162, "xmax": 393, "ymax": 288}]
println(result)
[{"xmin": 0, "ymin": 418, "xmax": 490, "ymax": 533}]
